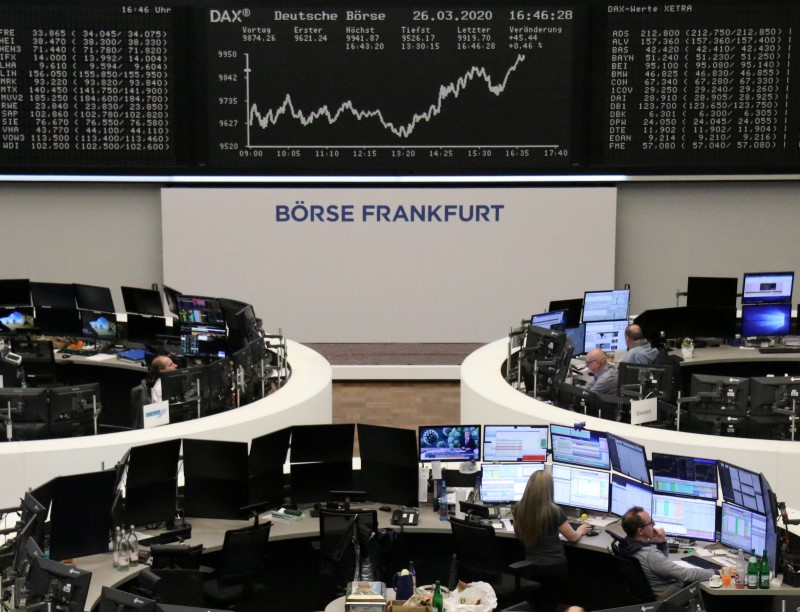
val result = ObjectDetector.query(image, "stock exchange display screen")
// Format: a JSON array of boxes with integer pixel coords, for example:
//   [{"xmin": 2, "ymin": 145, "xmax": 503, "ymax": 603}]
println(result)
[{"xmin": 3, "ymin": 1, "xmax": 800, "ymax": 177}]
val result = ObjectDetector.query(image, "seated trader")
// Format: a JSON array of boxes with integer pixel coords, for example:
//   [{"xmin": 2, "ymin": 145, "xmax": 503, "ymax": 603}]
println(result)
[
  {"xmin": 150, "ymin": 355, "xmax": 179, "ymax": 402},
  {"xmin": 130, "ymin": 355, "xmax": 179, "ymax": 428},
  {"xmin": 616, "ymin": 506, "xmax": 715, "ymax": 600},
  {"xmin": 584, "ymin": 348, "xmax": 618, "ymax": 395},
  {"xmin": 622, "ymin": 324, "xmax": 658, "ymax": 364}
]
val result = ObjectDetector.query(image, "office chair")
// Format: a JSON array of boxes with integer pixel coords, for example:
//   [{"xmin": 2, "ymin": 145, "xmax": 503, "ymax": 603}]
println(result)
[
  {"xmin": 202, "ymin": 522, "xmax": 271, "ymax": 608},
  {"xmin": 610, "ymin": 538, "xmax": 656, "ymax": 604},
  {"xmin": 448, "ymin": 517, "xmax": 540, "ymax": 607},
  {"xmin": 318, "ymin": 509, "xmax": 380, "ymax": 598},
  {"xmin": 150, "ymin": 543, "xmax": 204, "ymax": 569}
]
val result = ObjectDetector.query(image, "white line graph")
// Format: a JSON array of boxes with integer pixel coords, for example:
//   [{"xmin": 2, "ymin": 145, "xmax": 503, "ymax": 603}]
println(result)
[{"xmin": 245, "ymin": 53, "xmax": 531, "ymax": 145}]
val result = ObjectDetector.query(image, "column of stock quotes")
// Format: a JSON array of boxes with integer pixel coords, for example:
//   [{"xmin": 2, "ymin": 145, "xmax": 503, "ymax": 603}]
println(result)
[
  {"xmin": 600, "ymin": 2, "xmax": 800, "ymax": 168},
  {"xmin": 207, "ymin": 6, "xmax": 578, "ymax": 172},
  {"xmin": 0, "ymin": 5, "xmax": 175, "ymax": 167}
]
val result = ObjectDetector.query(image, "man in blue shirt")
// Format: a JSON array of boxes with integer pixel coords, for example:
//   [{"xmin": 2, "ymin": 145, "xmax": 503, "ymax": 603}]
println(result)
[{"xmin": 622, "ymin": 324, "xmax": 658, "ymax": 364}]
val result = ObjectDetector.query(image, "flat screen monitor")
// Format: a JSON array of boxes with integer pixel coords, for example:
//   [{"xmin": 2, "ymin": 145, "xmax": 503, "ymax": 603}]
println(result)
[
  {"xmin": 482, "ymin": 425, "xmax": 548, "ymax": 462},
  {"xmin": 686, "ymin": 276, "xmax": 738, "ymax": 309},
  {"xmin": 742, "ymin": 271, "xmax": 794, "ymax": 304},
  {"xmin": 124, "ymin": 439, "xmax": 180, "ymax": 527},
  {"xmin": 741, "ymin": 303, "xmax": 792, "ymax": 337},
  {"xmin": 607, "ymin": 432, "xmax": 650, "ymax": 485},
  {"xmin": 291, "ymin": 423, "xmax": 355, "ymax": 463},
  {"xmin": 550, "ymin": 424, "xmax": 610, "ymax": 470},
  {"xmin": 289, "ymin": 461, "xmax": 353, "ymax": 504},
  {"xmin": 163, "ymin": 285, "xmax": 181, "ymax": 316},
  {"xmin": 651, "ymin": 453, "xmax": 718, "ymax": 500},
  {"xmin": 689, "ymin": 374, "xmax": 750, "ymax": 413},
  {"xmin": 583, "ymin": 319, "xmax": 628, "ymax": 353},
  {"xmin": 0, "ymin": 279, "xmax": 31, "ymax": 307},
  {"xmin": 720, "ymin": 502, "xmax": 771, "ymax": 566},
  {"xmin": 80, "ymin": 311, "xmax": 117, "ymax": 340},
  {"xmin": 180, "ymin": 324, "xmax": 228, "ymax": 358},
  {"xmin": 617, "ymin": 362, "xmax": 675, "ymax": 402},
  {"xmin": 125, "ymin": 314, "xmax": 168, "ymax": 343},
  {"xmin": 548, "ymin": 298, "xmax": 583, "ymax": 328},
  {"xmin": 159, "ymin": 365, "xmax": 205, "ymax": 421},
  {"xmin": 555, "ymin": 382, "xmax": 597, "ymax": 416},
  {"xmin": 610, "ymin": 473, "xmax": 653, "ymax": 518},
  {"xmin": 582, "ymin": 289, "xmax": 630, "ymax": 322},
  {"xmin": 552, "ymin": 463, "xmax": 610, "ymax": 513},
  {"xmin": 565, "ymin": 324, "xmax": 586, "ymax": 357},
  {"xmin": 121, "ymin": 286, "xmax": 164, "ymax": 316},
  {"xmin": 73, "ymin": 283, "xmax": 114, "ymax": 313},
  {"xmin": 358, "ymin": 423, "xmax": 419, "ymax": 507},
  {"xmin": 718, "ymin": 460, "xmax": 767, "ymax": 514},
  {"xmin": 0, "ymin": 387, "xmax": 49, "ymax": 423},
  {"xmin": 248, "ymin": 427, "xmax": 291, "ymax": 508},
  {"xmin": 480, "ymin": 462, "xmax": 545, "ymax": 504},
  {"xmin": 749, "ymin": 375, "xmax": 800, "ymax": 412},
  {"xmin": 759, "ymin": 472, "xmax": 779, "ymax": 520},
  {"xmin": 204, "ymin": 357, "xmax": 233, "ymax": 414},
  {"xmin": 34, "ymin": 308, "xmax": 82, "ymax": 336},
  {"xmin": 523, "ymin": 325, "xmax": 568, "ymax": 362},
  {"xmin": 183, "ymin": 438, "xmax": 249, "ymax": 519},
  {"xmin": 30, "ymin": 282, "xmax": 76, "ymax": 309},
  {"xmin": 98, "ymin": 586, "xmax": 158, "ymax": 612},
  {"xmin": 634, "ymin": 306, "xmax": 738, "ymax": 341},
  {"xmin": 531, "ymin": 310, "xmax": 567, "ymax": 330},
  {"xmin": 418, "ymin": 425, "xmax": 480, "ymax": 462},
  {"xmin": 14, "ymin": 534, "xmax": 42, "ymax": 581},
  {"xmin": 176, "ymin": 294, "xmax": 226, "ymax": 327},
  {"xmin": 27, "ymin": 556, "xmax": 92, "ymax": 612},
  {"xmin": 0, "ymin": 307, "xmax": 35, "ymax": 332},
  {"xmin": 49, "ymin": 383, "xmax": 99, "ymax": 424},
  {"xmin": 652, "ymin": 493, "xmax": 717, "ymax": 542}
]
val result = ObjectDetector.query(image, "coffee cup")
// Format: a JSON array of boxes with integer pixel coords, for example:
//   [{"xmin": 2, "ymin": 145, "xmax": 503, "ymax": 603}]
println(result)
[{"xmin": 709, "ymin": 575, "xmax": 722, "ymax": 588}]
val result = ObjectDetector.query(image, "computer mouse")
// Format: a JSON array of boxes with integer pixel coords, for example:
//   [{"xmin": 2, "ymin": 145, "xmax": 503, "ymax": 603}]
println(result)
[
  {"xmin": 379, "ymin": 505, "xmax": 392, "ymax": 512},
  {"xmin": 61, "ymin": 354, "xmax": 71, "ymax": 359},
  {"xmin": 587, "ymin": 529, "xmax": 600, "ymax": 537}
]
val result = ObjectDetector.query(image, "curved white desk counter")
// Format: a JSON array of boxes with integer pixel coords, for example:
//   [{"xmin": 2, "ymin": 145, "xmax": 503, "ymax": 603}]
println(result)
[
  {"xmin": 0, "ymin": 340, "xmax": 332, "ymax": 508},
  {"xmin": 461, "ymin": 339, "xmax": 800, "ymax": 510}
]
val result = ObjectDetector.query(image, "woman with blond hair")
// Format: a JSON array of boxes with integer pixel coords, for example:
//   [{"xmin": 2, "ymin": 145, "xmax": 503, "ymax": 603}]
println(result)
[{"xmin": 512, "ymin": 469, "xmax": 591, "ymax": 611}]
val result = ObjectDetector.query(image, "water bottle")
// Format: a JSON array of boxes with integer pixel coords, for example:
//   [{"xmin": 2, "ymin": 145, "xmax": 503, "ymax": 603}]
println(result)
[
  {"xmin": 438, "ymin": 480, "xmax": 448, "ymax": 521},
  {"xmin": 432, "ymin": 580, "xmax": 444, "ymax": 612},
  {"xmin": 128, "ymin": 525, "xmax": 139, "ymax": 567},
  {"xmin": 112, "ymin": 526, "xmax": 120, "ymax": 567},
  {"xmin": 735, "ymin": 549, "xmax": 746, "ymax": 589},
  {"xmin": 746, "ymin": 548, "xmax": 758, "ymax": 589},
  {"xmin": 117, "ymin": 528, "xmax": 130, "ymax": 572}
]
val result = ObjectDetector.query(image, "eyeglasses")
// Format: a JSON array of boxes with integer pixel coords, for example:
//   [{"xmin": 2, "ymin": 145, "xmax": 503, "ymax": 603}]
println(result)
[
  {"xmin": 643, "ymin": 520, "xmax": 656, "ymax": 528},
  {"xmin": 586, "ymin": 359, "xmax": 599, "ymax": 366}
]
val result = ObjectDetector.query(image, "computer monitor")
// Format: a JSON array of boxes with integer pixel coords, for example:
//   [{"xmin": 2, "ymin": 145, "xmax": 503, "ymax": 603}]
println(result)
[
  {"xmin": 687, "ymin": 375, "xmax": 750, "ymax": 434},
  {"xmin": 651, "ymin": 453, "xmax": 718, "ymax": 499},
  {"xmin": 552, "ymin": 463, "xmax": 610, "ymax": 513},
  {"xmin": 125, "ymin": 314, "xmax": 168, "ymax": 343},
  {"xmin": 418, "ymin": 425, "xmax": 480, "ymax": 462},
  {"xmin": 27, "ymin": 556, "xmax": 92, "ymax": 612},
  {"xmin": 30, "ymin": 282, "xmax": 76, "ymax": 309},
  {"xmin": 0, "ymin": 387, "xmax": 49, "ymax": 423},
  {"xmin": 482, "ymin": 425, "xmax": 548, "ymax": 462},
  {"xmin": 80, "ymin": 311, "xmax": 117, "ymax": 341},
  {"xmin": 48, "ymin": 384, "xmax": 99, "ymax": 437},
  {"xmin": 159, "ymin": 365, "xmax": 205, "ymax": 421},
  {"xmin": 180, "ymin": 324, "xmax": 228, "ymax": 358},
  {"xmin": 358, "ymin": 423, "xmax": 419, "ymax": 507},
  {"xmin": 686, "ymin": 276, "xmax": 738, "ymax": 309},
  {"xmin": 584, "ymin": 319, "xmax": 628, "ymax": 353},
  {"xmin": 183, "ymin": 438, "xmax": 249, "ymax": 519},
  {"xmin": 550, "ymin": 424, "xmax": 610, "ymax": 470},
  {"xmin": 162, "ymin": 285, "xmax": 181, "ymax": 316},
  {"xmin": 634, "ymin": 306, "xmax": 738, "ymax": 342},
  {"xmin": 531, "ymin": 310, "xmax": 567, "ymax": 330},
  {"xmin": 742, "ymin": 271, "xmax": 794, "ymax": 304},
  {"xmin": 248, "ymin": 427, "xmax": 291, "ymax": 509},
  {"xmin": 548, "ymin": 298, "xmax": 583, "ymax": 328},
  {"xmin": 34, "ymin": 308, "xmax": 82, "ymax": 336},
  {"xmin": 291, "ymin": 423, "xmax": 355, "ymax": 463},
  {"xmin": 720, "ymin": 502, "xmax": 770, "ymax": 563},
  {"xmin": 522, "ymin": 325, "xmax": 568, "ymax": 362},
  {"xmin": 176, "ymin": 294, "xmax": 226, "ymax": 327},
  {"xmin": 741, "ymin": 303, "xmax": 792, "ymax": 337},
  {"xmin": 73, "ymin": 283, "xmax": 114, "ymax": 313},
  {"xmin": 607, "ymin": 432, "xmax": 650, "ymax": 485},
  {"xmin": 717, "ymin": 460, "xmax": 767, "ymax": 514},
  {"xmin": 204, "ymin": 357, "xmax": 233, "ymax": 414},
  {"xmin": 749, "ymin": 375, "xmax": 800, "ymax": 412},
  {"xmin": 0, "ymin": 279, "xmax": 31, "ymax": 307},
  {"xmin": 565, "ymin": 324, "xmax": 586, "ymax": 357},
  {"xmin": 480, "ymin": 462, "xmax": 545, "ymax": 504},
  {"xmin": 555, "ymin": 382, "xmax": 598, "ymax": 416},
  {"xmin": 98, "ymin": 586, "xmax": 157, "ymax": 612},
  {"xmin": 289, "ymin": 461, "xmax": 354, "ymax": 504},
  {"xmin": 121, "ymin": 286, "xmax": 164, "ymax": 316},
  {"xmin": 652, "ymin": 493, "xmax": 717, "ymax": 542},
  {"xmin": 13, "ymin": 534, "xmax": 42, "ymax": 581},
  {"xmin": 582, "ymin": 289, "xmax": 630, "ymax": 322},
  {"xmin": 617, "ymin": 362, "xmax": 675, "ymax": 402},
  {"xmin": 610, "ymin": 473, "xmax": 653, "ymax": 518},
  {"xmin": 123, "ymin": 439, "xmax": 181, "ymax": 528},
  {"xmin": 0, "ymin": 307, "xmax": 35, "ymax": 332}
]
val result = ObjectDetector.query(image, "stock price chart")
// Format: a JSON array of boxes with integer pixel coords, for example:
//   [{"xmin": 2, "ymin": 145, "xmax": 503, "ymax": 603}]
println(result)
[{"xmin": 206, "ymin": 6, "xmax": 579, "ymax": 172}]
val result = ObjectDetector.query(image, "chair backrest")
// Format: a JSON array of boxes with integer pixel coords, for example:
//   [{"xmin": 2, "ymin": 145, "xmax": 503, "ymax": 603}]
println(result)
[
  {"xmin": 152, "ymin": 568, "xmax": 205, "ymax": 606},
  {"xmin": 217, "ymin": 522, "xmax": 271, "ymax": 586},
  {"xmin": 318, "ymin": 509, "xmax": 378, "ymax": 560},
  {"xmin": 610, "ymin": 541, "xmax": 656, "ymax": 603},
  {"xmin": 150, "ymin": 543, "xmax": 204, "ymax": 569},
  {"xmin": 448, "ymin": 517, "xmax": 503, "ymax": 585}
]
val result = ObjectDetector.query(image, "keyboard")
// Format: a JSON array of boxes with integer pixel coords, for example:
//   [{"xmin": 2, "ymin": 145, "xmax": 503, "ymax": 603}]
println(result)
[
  {"xmin": 759, "ymin": 346, "xmax": 800, "ymax": 354},
  {"xmin": 681, "ymin": 555, "xmax": 722, "ymax": 570}
]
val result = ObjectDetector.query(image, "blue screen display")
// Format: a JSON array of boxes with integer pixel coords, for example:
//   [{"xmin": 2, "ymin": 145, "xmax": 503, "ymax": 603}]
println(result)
[{"xmin": 741, "ymin": 303, "xmax": 791, "ymax": 337}]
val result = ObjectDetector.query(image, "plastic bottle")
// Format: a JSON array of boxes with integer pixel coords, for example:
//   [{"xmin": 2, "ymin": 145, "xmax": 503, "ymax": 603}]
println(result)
[
  {"xmin": 431, "ymin": 580, "xmax": 444, "ymax": 612},
  {"xmin": 112, "ymin": 526, "xmax": 120, "ymax": 568},
  {"xmin": 734, "ymin": 549, "xmax": 746, "ymax": 589},
  {"xmin": 117, "ymin": 527, "xmax": 130, "ymax": 572},
  {"xmin": 759, "ymin": 548, "xmax": 770, "ymax": 589},
  {"xmin": 128, "ymin": 525, "xmax": 139, "ymax": 567},
  {"xmin": 408, "ymin": 561, "xmax": 416, "ymax": 591},
  {"xmin": 438, "ymin": 480, "xmax": 448, "ymax": 521},
  {"xmin": 746, "ymin": 548, "xmax": 758, "ymax": 589}
]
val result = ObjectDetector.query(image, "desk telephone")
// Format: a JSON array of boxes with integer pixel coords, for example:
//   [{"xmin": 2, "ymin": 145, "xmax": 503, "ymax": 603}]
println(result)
[{"xmin": 391, "ymin": 506, "xmax": 419, "ymax": 526}]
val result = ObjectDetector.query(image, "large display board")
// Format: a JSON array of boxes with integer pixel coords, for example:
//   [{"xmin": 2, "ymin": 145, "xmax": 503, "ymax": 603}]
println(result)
[{"xmin": 3, "ymin": 1, "xmax": 800, "ymax": 177}]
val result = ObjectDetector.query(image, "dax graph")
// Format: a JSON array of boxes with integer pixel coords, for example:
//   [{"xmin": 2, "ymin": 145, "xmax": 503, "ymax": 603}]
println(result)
[{"xmin": 207, "ymin": 6, "xmax": 578, "ymax": 173}]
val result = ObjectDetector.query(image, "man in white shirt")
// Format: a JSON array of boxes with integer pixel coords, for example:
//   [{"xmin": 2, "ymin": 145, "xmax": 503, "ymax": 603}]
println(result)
[{"xmin": 150, "ymin": 355, "xmax": 178, "ymax": 402}]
